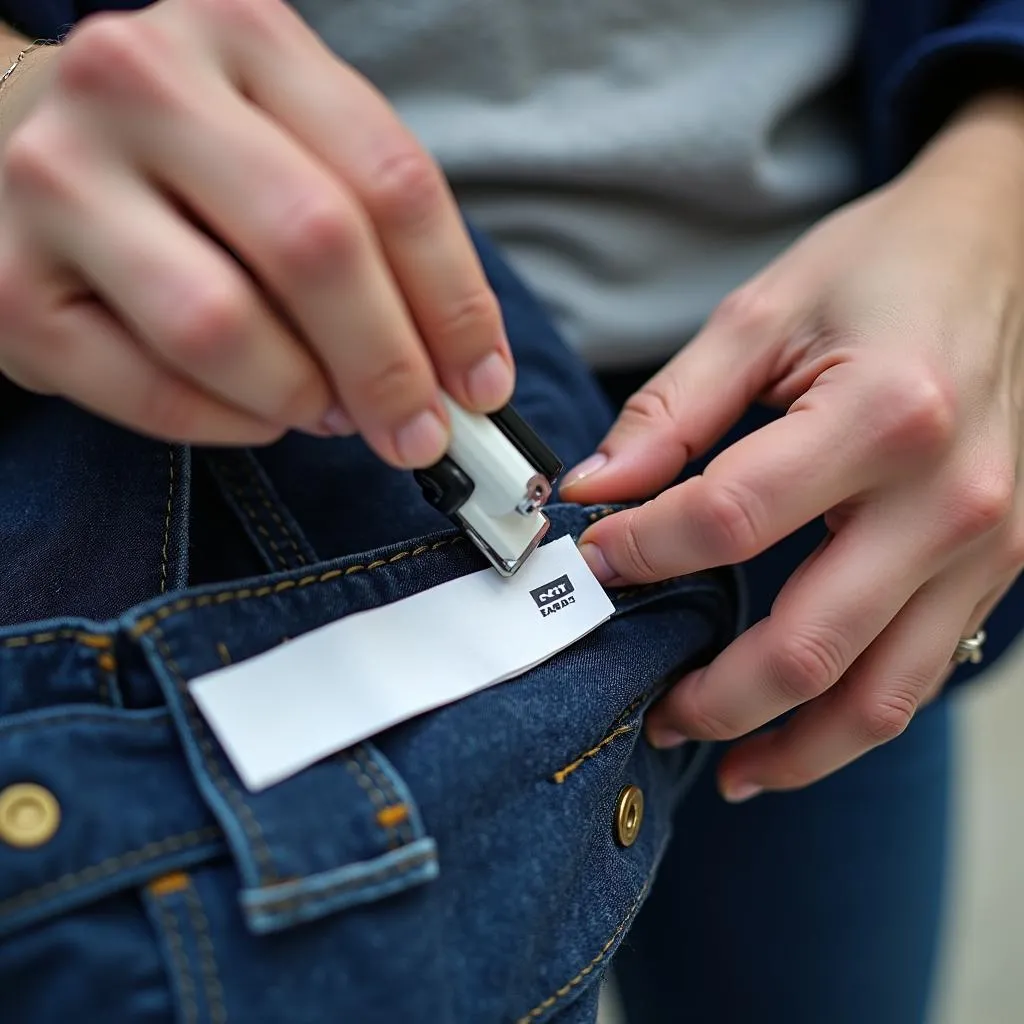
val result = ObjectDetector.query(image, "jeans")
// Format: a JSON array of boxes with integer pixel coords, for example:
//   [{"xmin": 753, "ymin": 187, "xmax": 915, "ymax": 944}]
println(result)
[
  {"xmin": 0, "ymin": 227, "xmax": 739, "ymax": 1023},
  {"xmin": 0, "ymin": 228, "xmax": 951, "ymax": 1024}
]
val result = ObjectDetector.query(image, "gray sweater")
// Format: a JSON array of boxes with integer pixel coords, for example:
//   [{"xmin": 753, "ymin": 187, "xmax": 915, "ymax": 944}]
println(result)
[{"xmin": 293, "ymin": 0, "xmax": 861, "ymax": 367}]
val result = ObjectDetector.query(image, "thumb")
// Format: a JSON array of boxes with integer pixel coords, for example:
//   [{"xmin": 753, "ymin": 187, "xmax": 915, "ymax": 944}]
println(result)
[{"xmin": 561, "ymin": 310, "xmax": 775, "ymax": 502}]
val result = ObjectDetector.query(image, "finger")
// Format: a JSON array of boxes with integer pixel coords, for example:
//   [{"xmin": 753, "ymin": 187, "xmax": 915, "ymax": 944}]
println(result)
[
  {"xmin": 577, "ymin": 386, "xmax": 886, "ymax": 584},
  {"xmin": 200, "ymin": 0, "xmax": 513, "ymax": 412},
  {"xmin": 12, "ymin": 140, "xmax": 334, "ymax": 434},
  {"xmin": 128, "ymin": 84, "xmax": 451, "ymax": 467},
  {"xmin": 921, "ymin": 572, "xmax": 1017, "ymax": 704},
  {"xmin": 561, "ymin": 311, "xmax": 776, "ymax": 502},
  {"xmin": 716, "ymin": 566, "xmax": 993, "ymax": 799},
  {"xmin": 644, "ymin": 510, "xmax": 930, "ymax": 744},
  {"xmin": 5, "ymin": 294, "xmax": 283, "ymax": 445}
]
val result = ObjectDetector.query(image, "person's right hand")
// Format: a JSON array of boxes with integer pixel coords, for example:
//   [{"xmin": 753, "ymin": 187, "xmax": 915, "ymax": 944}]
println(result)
[{"xmin": 0, "ymin": 0, "xmax": 514, "ymax": 466}]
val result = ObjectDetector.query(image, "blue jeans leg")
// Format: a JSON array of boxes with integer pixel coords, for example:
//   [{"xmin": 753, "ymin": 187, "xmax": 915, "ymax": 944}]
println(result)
[{"xmin": 615, "ymin": 696, "xmax": 953, "ymax": 1024}]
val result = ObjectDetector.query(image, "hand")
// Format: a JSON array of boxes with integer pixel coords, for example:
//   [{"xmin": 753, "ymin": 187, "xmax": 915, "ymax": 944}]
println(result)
[
  {"xmin": 0, "ymin": 0, "xmax": 513, "ymax": 464},
  {"xmin": 562, "ymin": 92, "xmax": 1024, "ymax": 800}
]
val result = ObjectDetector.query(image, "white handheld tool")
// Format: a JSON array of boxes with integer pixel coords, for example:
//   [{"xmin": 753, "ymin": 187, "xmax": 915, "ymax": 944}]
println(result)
[{"xmin": 414, "ymin": 396, "xmax": 563, "ymax": 577}]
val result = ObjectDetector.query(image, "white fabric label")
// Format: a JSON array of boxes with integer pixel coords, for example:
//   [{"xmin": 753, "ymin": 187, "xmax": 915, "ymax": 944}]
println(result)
[{"xmin": 189, "ymin": 535, "xmax": 615, "ymax": 792}]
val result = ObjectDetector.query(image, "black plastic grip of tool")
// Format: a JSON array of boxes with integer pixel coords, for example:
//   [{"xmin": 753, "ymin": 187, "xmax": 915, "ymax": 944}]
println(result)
[
  {"xmin": 414, "ymin": 456, "xmax": 475, "ymax": 517},
  {"xmin": 488, "ymin": 405, "xmax": 563, "ymax": 483}
]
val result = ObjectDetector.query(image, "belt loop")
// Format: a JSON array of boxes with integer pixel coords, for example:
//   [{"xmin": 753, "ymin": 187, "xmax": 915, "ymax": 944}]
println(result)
[{"xmin": 202, "ymin": 450, "xmax": 319, "ymax": 572}]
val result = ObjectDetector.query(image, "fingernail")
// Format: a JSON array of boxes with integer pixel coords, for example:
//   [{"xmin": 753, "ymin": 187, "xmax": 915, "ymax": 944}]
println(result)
[
  {"xmin": 646, "ymin": 725, "xmax": 689, "ymax": 750},
  {"xmin": 321, "ymin": 404, "xmax": 356, "ymax": 436},
  {"xmin": 561, "ymin": 453, "xmax": 608, "ymax": 490},
  {"xmin": 578, "ymin": 541, "xmax": 614, "ymax": 583},
  {"xmin": 394, "ymin": 409, "xmax": 448, "ymax": 466},
  {"xmin": 723, "ymin": 782, "xmax": 763, "ymax": 804},
  {"xmin": 465, "ymin": 352, "xmax": 514, "ymax": 409}
]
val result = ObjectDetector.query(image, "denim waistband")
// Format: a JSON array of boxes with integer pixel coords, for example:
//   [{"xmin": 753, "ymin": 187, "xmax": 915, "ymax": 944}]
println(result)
[
  {"xmin": 0, "ymin": 503, "xmax": 737, "ymax": 944},
  {"xmin": 0, "ymin": 503, "xmax": 734, "ymax": 717}
]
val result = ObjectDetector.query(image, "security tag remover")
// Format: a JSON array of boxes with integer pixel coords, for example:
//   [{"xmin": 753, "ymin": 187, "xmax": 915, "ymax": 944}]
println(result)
[{"xmin": 414, "ymin": 395, "xmax": 563, "ymax": 577}]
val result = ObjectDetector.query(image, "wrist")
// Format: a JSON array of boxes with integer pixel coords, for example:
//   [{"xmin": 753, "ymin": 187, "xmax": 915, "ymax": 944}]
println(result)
[
  {"xmin": 907, "ymin": 90, "xmax": 1024, "ymax": 195},
  {"xmin": 0, "ymin": 42, "xmax": 59, "ymax": 141}
]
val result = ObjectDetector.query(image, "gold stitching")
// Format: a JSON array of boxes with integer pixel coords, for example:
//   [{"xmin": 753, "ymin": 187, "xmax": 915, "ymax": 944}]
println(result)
[
  {"xmin": 130, "ymin": 537, "xmax": 466, "ymax": 639},
  {"xmin": 159, "ymin": 447, "xmax": 176, "ymax": 595},
  {"xmin": 0, "ymin": 826, "xmax": 220, "ymax": 918},
  {"xmin": 516, "ymin": 880, "xmax": 651, "ymax": 1023},
  {"xmin": 356, "ymin": 748, "xmax": 415, "ymax": 846},
  {"xmin": 1, "ymin": 630, "xmax": 112, "ymax": 650},
  {"xmin": 343, "ymin": 752, "xmax": 399, "ymax": 851},
  {"xmin": 551, "ymin": 725, "xmax": 636, "ymax": 784},
  {"xmin": 216, "ymin": 643, "xmax": 232, "ymax": 667},
  {"xmin": 183, "ymin": 878, "xmax": 228, "ymax": 1024},
  {"xmin": 153, "ymin": 627, "xmax": 276, "ymax": 881},
  {"xmin": 152, "ymin": 890, "xmax": 199, "ymax": 1024}
]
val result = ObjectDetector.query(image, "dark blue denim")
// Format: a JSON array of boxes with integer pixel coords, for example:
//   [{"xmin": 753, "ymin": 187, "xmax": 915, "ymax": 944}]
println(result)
[{"xmin": 0, "ymin": 229, "xmax": 738, "ymax": 1023}]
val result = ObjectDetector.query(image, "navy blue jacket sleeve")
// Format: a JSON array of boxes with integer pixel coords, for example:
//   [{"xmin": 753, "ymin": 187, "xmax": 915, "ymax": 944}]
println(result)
[{"xmin": 865, "ymin": 0, "xmax": 1024, "ymax": 181}]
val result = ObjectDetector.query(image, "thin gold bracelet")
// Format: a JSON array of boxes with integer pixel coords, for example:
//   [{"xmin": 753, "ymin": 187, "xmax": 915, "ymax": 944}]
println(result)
[{"xmin": 0, "ymin": 41, "xmax": 54, "ymax": 94}]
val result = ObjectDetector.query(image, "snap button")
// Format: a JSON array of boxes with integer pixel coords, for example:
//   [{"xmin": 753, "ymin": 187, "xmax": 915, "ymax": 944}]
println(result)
[
  {"xmin": 0, "ymin": 783, "xmax": 61, "ymax": 849},
  {"xmin": 614, "ymin": 784, "xmax": 644, "ymax": 848}
]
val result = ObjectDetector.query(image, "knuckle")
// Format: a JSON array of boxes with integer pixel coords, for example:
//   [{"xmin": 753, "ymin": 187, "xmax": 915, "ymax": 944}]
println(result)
[
  {"xmin": 878, "ymin": 369, "xmax": 957, "ymax": 453},
  {"xmin": 675, "ymin": 695, "xmax": 741, "ymax": 742},
  {"xmin": 423, "ymin": 288, "xmax": 502, "ymax": 352},
  {"xmin": 950, "ymin": 469, "xmax": 1015, "ymax": 540},
  {"xmin": 620, "ymin": 378, "xmax": 680, "ymax": 432},
  {"xmin": 693, "ymin": 481, "xmax": 761, "ymax": 562},
  {"xmin": 161, "ymin": 283, "xmax": 251, "ymax": 360},
  {"xmin": 363, "ymin": 146, "xmax": 446, "ymax": 231},
  {"xmin": 853, "ymin": 689, "xmax": 918, "ymax": 745},
  {"xmin": 619, "ymin": 507, "xmax": 660, "ymax": 581},
  {"xmin": 710, "ymin": 284, "xmax": 786, "ymax": 340},
  {"xmin": 362, "ymin": 351, "xmax": 427, "ymax": 412},
  {"xmin": 3, "ymin": 119, "xmax": 73, "ymax": 198},
  {"xmin": 274, "ymin": 197, "xmax": 362, "ymax": 279},
  {"xmin": 768, "ymin": 626, "xmax": 849, "ymax": 704},
  {"xmin": 59, "ymin": 14, "xmax": 168, "ymax": 96}
]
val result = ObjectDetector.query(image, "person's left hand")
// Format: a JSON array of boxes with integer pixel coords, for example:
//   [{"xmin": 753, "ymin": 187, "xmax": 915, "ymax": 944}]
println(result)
[{"xmin": 561, "ymin": 91, "xmax": 1024, "ymax": 802}]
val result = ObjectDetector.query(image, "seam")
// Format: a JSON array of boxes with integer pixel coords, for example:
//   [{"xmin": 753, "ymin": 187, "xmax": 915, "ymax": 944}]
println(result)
[
  {"xmin": 355, "ymin": 747, "xmax": 415, "ymax": 846},
  {"xmin": 1, "ymin": 630, "xmax": 112, "ymax": 650},
  {"xmin": 228, "ymin": 484, "xmax": 290, "ymax": 572},
  {"xmin": 551, "ymin": 724, "xmax": 636, "ymax": 784},
  {"xmin": 159, "ymin": 447, "xmax": 176, "ymax": 595},
  {"xmin": 0, "ymin": 825, "xmax": 220, "ymax": 919},
  {"xmin": 213, "ymin": 454, "xmax": 309, "ymax": 569},
  {"xmin": 246, "ymin": 466, "xmax": 308, "ymax": 567},
  {"xmin": 515, "ymin": 879, "xmax": 651, "ymax": 1023},
  {"xmin": 250, "ymin": 849, "xmax": 435, "ymax": 913},
  {"xmin": 153, "ymin": 625, "xmax": 276, "ymax": 882},
  {"xmin": 152, "ymin": 892, "xmax": 198, "ymax": 1024},
  {"xmin": 183, "ymin": 878, "xmax": 228, "ymax": 1024},
  {"xmin": 130, "ymin": 537, "xmax": 466, "ymax": 638},
  {"xmin": 587, "ymin": 507, "xmax": 616, "ymax": 523},
  {"xmin": 610, "ymin": 690, "xmax": 653, "ymax": 730},
  {"xmin": 343, "ymin": 752, "xmax": 401, "ymax": 851}
]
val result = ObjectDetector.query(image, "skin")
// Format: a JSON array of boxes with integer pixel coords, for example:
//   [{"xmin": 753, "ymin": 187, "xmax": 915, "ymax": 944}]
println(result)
[
  {"xmin": 563, "ymin": 90, "xmax": 1024, "ymax": 803},
  {"xmin": 0, "ymin": 0, "xmax": 515, "ymax": 467}
]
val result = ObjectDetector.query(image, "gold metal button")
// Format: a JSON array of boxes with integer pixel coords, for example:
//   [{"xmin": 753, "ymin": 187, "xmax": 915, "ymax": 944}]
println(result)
[
  {"xmin": 614, "ymin": 784, "xmax": 644, "ymax": 848},
  {"xmin": 0, "ymin": 783, "xmax": 61, "ymax": 849}
]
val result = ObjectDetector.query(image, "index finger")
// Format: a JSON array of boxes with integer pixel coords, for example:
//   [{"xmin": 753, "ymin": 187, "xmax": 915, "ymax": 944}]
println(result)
[
  {"xmin": 200, "ymin": 0, "xmax": 514, "ymax": 413},
  {"xmin": 579, "ymin": 392, "xmax": 876, "ymax": 584}
]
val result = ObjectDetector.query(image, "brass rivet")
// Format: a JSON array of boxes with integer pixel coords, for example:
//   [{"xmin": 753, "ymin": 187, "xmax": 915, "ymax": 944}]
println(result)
[
  {"xmin": 614, "ymin": 784, "xmax": 644, "ymax": 848},
  {"xmin": 0, "ymin": 783, "xmax": 61, "ymax": 849}
]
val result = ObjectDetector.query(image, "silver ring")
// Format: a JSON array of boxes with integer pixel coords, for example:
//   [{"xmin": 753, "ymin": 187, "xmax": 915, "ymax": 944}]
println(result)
[{"xmin": 953, "ymin": 629, "xmax": 986, "ymax": 666}]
